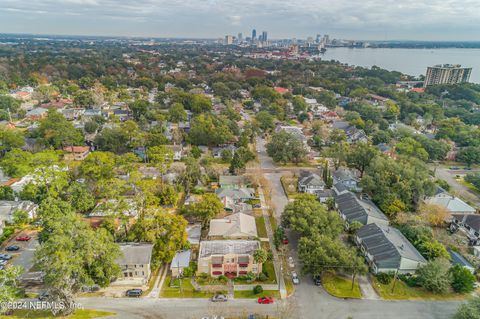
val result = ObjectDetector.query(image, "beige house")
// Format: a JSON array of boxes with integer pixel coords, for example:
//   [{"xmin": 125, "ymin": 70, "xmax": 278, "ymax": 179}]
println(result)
[
  {"xmin": 208, "ymin": 213, "xmax": 258, "ymax": 239},
  {"xmin": 114, "ymin": 243, "xmax": 153, "ymax": 286},
  {"xmin": 63, "ymin": 146, "xmax": 90, "ymax": 161},
  {"xmin": 197, "ymin": 240, "xmax": 262, "ymax": 277}
]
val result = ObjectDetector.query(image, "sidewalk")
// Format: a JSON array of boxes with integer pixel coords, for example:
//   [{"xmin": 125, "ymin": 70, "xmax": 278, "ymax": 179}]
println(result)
[
  {"xmin": 358, "ymin": 274, "xmax": 380, "ymax": 300},
  {"xmin": 148, "ymin": 264, "xmax": 169, "ymax": 298}
]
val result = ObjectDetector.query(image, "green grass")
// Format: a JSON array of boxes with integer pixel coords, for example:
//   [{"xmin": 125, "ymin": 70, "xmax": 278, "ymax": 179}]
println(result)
[
  {"xmin": 280, "ymin": 176, "xmax": 299, "ymax": 199},
  {"xmin": 160, "ymin": 276, "xmax": 214, "ymax": 298},
  {"xmin": 372, "ymin": 277, "xmax": 466, "ymax": 301},
  {"xmin": 268, "ymin": 215, "xmax": 277, "ymax": 231},
  {"xmin": 321, "ymin": 272, "xmax": 362, "ymax": 299},
  {"xmin": 255, "ymin": 217, "xmax": 268, "ymax": 238},
  {"xmin": 262, "ymin": 260, "xmax": 277, "ymax": 284},
  {"xmin": 0, "ymin": 309, "xmax": 115, "ymax": 319},
  {"xmin": 459, "ymin": 179, "xmax": 480, "ymax": 194},
  {"xmin": 233, "ymin": 290, "xmax": 280, "ymax": 299}
]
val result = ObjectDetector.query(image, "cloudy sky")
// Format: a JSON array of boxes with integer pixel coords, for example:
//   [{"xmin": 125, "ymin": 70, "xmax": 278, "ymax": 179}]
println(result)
[{"xmin": 0, "ymin": 0, "xmax": 479, "ymax": 40}]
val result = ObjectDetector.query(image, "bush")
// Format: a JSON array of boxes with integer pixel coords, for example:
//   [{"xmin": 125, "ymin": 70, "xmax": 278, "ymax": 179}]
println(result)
[
  {"xmin": 218, "ymin": 275, "xmax": 228, "ymax": 283},
  {"xmin": 253, "ymin": 285, "xmax": 263, "ymax": 295},
  {"xmin": 376, "ymin": 272, "xmax": 393, "ymax": 285},
  {"xmin": 257, "ymin": 273, "xmax": 268, "ymax": 282},
  {"xmin": 0, "ymin": 226, "xmax": 15, "ymax": 244},
  {"xmin": 398, "ymin": 274, "xmax": 420, "ymax": 287},
  {"xmin": 451, "ymin": 264, "xmax": 476, "ymax": 293}
]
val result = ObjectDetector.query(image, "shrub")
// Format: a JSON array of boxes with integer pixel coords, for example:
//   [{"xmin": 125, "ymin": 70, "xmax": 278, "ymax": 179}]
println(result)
[
  {"xmin": 398, "ymin": 274, "xmax": 420, "ymax": 287},
  {"xmin": 257, "ymin": 273, "xmax": 268, "ymax": 282},
  {"xmin": 451, "ymin": 264, "xmax": 476, "ymax": 293},
  {"xmin": 376, "ymin": 272, "xmax": 393, "ymax": 285},
  {"xmin": 253, "ymin": 285, "xmax": 263, "ymax": 294},
  {"xmin": 218, "ymin": 275, "xmax": 228, "ymax": 283}
]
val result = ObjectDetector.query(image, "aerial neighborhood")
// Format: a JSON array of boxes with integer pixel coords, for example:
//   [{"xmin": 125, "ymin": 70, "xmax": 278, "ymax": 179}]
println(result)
[{"xmin": 0, "ymin": 36, "xmax": 479, "ymax": 319}]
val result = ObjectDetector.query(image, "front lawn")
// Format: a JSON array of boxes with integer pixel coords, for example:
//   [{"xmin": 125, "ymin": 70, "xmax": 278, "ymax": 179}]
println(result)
[
  {"xmin": 321, "ymin": 272, "xmax": 361, "ymax": 299},
  {"xmin": 372, "ymin": 277, "xmax": 466, "ymax": 301},
  {"xmin": 233, "ymin": 290, "xmax": 280, "ymax": 299},
  {"xmin": 160, "ymin": 276, "xmax": 214, "ymax": 298},
  {"xmin": 255, "ymin": 216, "xmax": 268, "ymax": 238},
  {"xmin": 280, "ymin": 176, "xmax": 299, "ymax": 199},
  {"xmin": 0, "ymin": 309, "xmax": 115, "ymax": 319}
]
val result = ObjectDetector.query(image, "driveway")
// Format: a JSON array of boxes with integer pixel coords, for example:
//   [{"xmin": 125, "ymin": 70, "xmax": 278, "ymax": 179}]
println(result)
[
  {"xmin": 6, "ymin": 230, "xmax": 38, "ymax": 272},
  {"xmin": 434, "ymin": 166, "xmax": 480, "ymax": 207}
]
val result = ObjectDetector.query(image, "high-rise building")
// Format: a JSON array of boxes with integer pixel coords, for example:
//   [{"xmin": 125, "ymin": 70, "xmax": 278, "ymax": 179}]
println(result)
[
  {"xmin": 424, "ymin": 64, "xmax": 472, "ymax": 87},
  {"xmin": 316, "ymin": 34, "xmax": 321, "ymax": 43},
  {"xmin": 261, "ymin": 31, "xmax": 267, "ymax": 42},
  {"xmin": 237, "ymin": 33, "xmax": 243, "ymax": 42},
  {"xmin": 251, "ymin": 29, "xmax": 257, "ymax": 41},
  {"xmin": 224, "ymin": 35, "xmax": 234, "ymax": 45}
]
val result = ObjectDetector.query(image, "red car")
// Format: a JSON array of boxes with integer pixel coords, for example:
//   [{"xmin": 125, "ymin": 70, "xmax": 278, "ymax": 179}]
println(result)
[
  {"xmin": 282, "ymin": 237, "xmax": 289, "ymax": 245},
  {"xmin": 258, "ymin": 296, "xmax": 274, "ymax": 304},
  {"xmin": 16, "ymin": 236, "xmax": 31, "ymax": 241}
]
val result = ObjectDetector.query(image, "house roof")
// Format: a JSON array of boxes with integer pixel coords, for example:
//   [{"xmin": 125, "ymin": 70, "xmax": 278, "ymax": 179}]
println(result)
[
  {"xmin": 208, "ymin": 213, "xmax": 257, "ymax": 238},
  {"xmin": 186, "ymin": 224, "xmax": 201, "ymax": 245},
  {"xmin": 427, "ymin": 196, "xmax": 476, "ymax": 214},
  {"xmin": 171, "ymin": 250, "xmax": 191, "ymax": 269},
  {"xmin": 333, "ymin": 168, "xmax": 359, "ymax": 183},
  {"xmin": 298, "ymin": 172, "xmax": 325, "ymax": 188},
  {"xmin": 63, "ymin": 146, "xmax": 90, "ymax": 153},
  {"xmin": 199, "ymin": 240, "xmax": 260, "ymax": 258},
  {"xmin": 116, "ymin": 243, "xmax": 153, "ymax": 265},
  {"xmin": 357, "ymin": 223, "xmax": 426, "ymax": 268},
  {"xmin": 0, "ymin": 200, "xmax": 37, "ymax": 220},
  {"xmin": 215, "ymin": 188, "xmax": 255, "ymax": 200},
  {"xmin": 335, "ymin": 192, "xmax": 388, "ymax": 225},
  {"xmin": 448, "ymin": 249, "xmax": 474, "ymax": 270},
  {"xmin": 452, "ymin": 214, "xmax": 480, "ymax": 233}
]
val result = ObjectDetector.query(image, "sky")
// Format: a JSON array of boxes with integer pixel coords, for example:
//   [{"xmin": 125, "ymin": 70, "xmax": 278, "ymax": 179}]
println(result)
[{"xmin": 0, "ymin": 0, "xmax": 479, "ymax": 41}]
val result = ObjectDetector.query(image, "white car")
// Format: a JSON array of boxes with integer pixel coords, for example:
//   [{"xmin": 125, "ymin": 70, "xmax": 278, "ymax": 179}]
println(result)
[{"xmin": 292, "ymin": 271, "xmax": 300, "ymax": 285}]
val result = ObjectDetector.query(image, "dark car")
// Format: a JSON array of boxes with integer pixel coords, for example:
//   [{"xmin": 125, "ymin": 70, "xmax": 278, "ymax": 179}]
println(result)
[
  {"xmin": 38, "ymin": 291, "xmax": 50, "ymax": 301},
  {"xmin": 0, "ymin": 254, "xmax": 12, "ymax": 260},
  {"xmin": 211, "ymin": 294, "xmax": 228, "ymax": 302},
  {"xmin": 5, "ymin": 245, "xmax": 20, "ymax": 252},
  {"xmin": 313, "ymin": 275, "xmax": 321, "ymax": 286},
  {"xmin": 126, "ymin": 289, "xmax": 143, "ymax": 297}
]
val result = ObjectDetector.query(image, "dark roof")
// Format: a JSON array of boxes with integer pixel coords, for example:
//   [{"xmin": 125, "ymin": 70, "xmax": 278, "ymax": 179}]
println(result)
[
  {"xmin": 333, "ymin": 182, "xmax": 348, "ymax": 195},
  {"xmin": 116, "ymin": 243, "xmax": 153, "ymax": 265},
  {"xmin": 452, "ymin": 214, "xmax": 480, "ymax": 233},
  {"xmin": 448, "ymin": 249, "xmax": 474, "ymax": 269},
  {"xmin": 298, "ymin": 172, "xmax": 325, "ymax": 188},
  {"xmin": 356, "ymin": 223, "xmax": 426, "ymax": 269},
  {"xmin": 336, "ymin": 192, "xmax": 388, "ymax": 225}
]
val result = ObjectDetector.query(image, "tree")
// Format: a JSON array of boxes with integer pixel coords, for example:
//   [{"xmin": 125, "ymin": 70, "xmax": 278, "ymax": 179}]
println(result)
[
  {"xmin": 466, "ymin": 173, "xmax": 480, "ymax": 190},
  {"xmin": 229, "ymin": 147, "xmax": 255, "ymax": 174},
  {"xmin": 255, "ymin": 111, "xmax": 275, "ymax": 131},
  {"xmin": 451, "ymin": 264, "xmax": 476, "ymax": 293},
  {"xmin": 146, "ymin": 145, "xmax": 174, "ymax": 174},
  {"xmin": 282, "ymin": 194, "xmax": 343, "ymax": 238},
  {"xmin": 253, "ymin": 248, "xmax": 268, "ymax": 265},
  {"xmin": 129, "ymin": 100, "xmax": 150, "ymax": 121},
  {"xmin": 84, "ymin": 121, "xmax": 99, "ymax": 134},
  {"xmin": 0, "ymin": 186, "xmax": 15, "ymax": 200},
  {"xmin": 0, "ymin": 266, "xmax": 23, "ymax": 313},
  {"xmin": 418, "ymin": 240, "xmax": 450, "ymax": 260},
  {"xmin": 73, "ymin": 90, "xmax": 95, "ymax": 107},
  {"xmin": 168, "ymin": 102, "xmax": 188, "ymax": 123},
  {"xmin": 184, "ymin": 193, "xmax": 224, "ymax": 227},
  {"xmin": 395, "ymin": 137, "xmax": 429, "ymax": 162},
  {"xmin": 416, "ymin": 258, "xmax": 452, "ymax": 294},
  {"xmin": 129, "ymin": 210, "xmax": 188, "ymax": 265},
  {"xmin": 418, "ymin": 203, "xmax": 451, "ymax": 227},
  {"xmin": 12, "ymin": 209, "xmax": 29, "ymax": 225},
  {"xmin": 181, "ymin": 157, "xmax": 202, "ymax": 193},
  {"xmin": 346, "ymin": 143, "xmax": 378, "ymax": 177},
  {"xmin": 79, "ymin": 152, "xmax": 116, "ymax": 181},
  {"xmin": 94, "ymin": 127, "xmax": 131, "ymax": 154},
  {"xmin": 453, "ymin": 296, "xmax": 480, "ymax": 319},
  {"xmin": 63, "ymin": 182, "xmax": 95, "ymax": 213},
  {"xmin": 0, "ymin": 128, "xmax": 25, "ymax": 152},
  {"xmin": 188, "ymin": 114, "xmax": 233, "ymax": 146},
  {"xmin": 266, "ymin": 131, "xmax": 308, "ymax": 165},
  {"xmin": 457, "ymin": 147, "xmax": 480, "ymax": 167},
  {"xmin": 34, "ymin": 110, "xmax": 84, "ymax": 149},
  {"xmin": 292, "ymin": 96, "xmax": 307, "ymax": 114}
]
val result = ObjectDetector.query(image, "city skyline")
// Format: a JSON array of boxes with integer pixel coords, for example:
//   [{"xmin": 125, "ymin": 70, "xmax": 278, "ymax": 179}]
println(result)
[{"xmin": 0, "ymin": 0, "xmax": 480, "ymax": 41}]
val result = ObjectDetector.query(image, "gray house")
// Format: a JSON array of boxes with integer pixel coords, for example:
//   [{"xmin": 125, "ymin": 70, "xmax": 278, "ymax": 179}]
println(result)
[
  {"xmin": 298, "ymin": 172, "xmax": 325, "ymax": 194},
  {"xmin": 355, "ymin": 223, "xmax": 426, "ymax": 274},
  {"xmin": 114, "ymin": 243, "xmax": 153, "ymax": 286},
  {"xmin": 335, "ymin": 192, "xmax": 389, "ymax": 227},
  {"xmin": 333, "ymin": 168, "xmax": 361, "ymax": 192}
]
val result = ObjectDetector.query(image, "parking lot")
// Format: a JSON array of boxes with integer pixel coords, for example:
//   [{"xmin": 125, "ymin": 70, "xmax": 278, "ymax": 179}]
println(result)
[{"xmin": 1, "ymin": 229, "xmax": 38, "ymax": 272}]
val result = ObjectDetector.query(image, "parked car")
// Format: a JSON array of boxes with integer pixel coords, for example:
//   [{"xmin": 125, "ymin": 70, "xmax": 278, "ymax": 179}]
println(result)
[
  {"xmin": 257, "ymin": 296, "xmax": 274, "ymax": 304},
  {"xmin": 253, "ymin": 204, "xmax": 261, "ymax": 208},
  {"xmin": 313, "ymin": 275, "xmax": 321, "ymax": 286},
  {"xmin": 0, "ymin": 260, "xmax": 7, "ymax": 266},
  {"xmin": 38, "ymin": 291, "xmax": 50, "ymax": 301},
  {"xmin": 126, "ymin": 289, "xmax": 143, "ymax": 297},
  {"xmin": 211, "ymin": 294, "xmax": 228, "ymax": 302},
  {"xmin": 16, "ymin": 236, "xmax": 31, "ymax": 241},
  {"xmin": 282, "ymin": 237, "xmax": 289, "ymax": 245},
  {"xmin": 5, "ymin": 245, "xmax": 20, "ymax": 251},
  {"xmin": 0, "ymin": 254, "xmax": 12, "ymax": 260},
  {"xmin": 292, "ymin": 271, "xmax": 300, "ymax": 285}
]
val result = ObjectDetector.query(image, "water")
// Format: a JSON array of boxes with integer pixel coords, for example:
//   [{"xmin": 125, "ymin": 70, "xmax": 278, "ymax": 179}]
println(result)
[{"xmin": 321, "ymin": 47, "xmax": 480, "ymax": 83}]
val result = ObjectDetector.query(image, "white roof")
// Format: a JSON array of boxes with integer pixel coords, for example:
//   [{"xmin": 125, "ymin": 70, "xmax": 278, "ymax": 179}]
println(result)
[
  {"xmin": 427, "ymin": 196, "xmax": 476, "ymax": 214},
  {"xmin": 208, "ymin": 213, "xmax": 257, "ymax": 238},
  {"xmin": 199, "ymin": 240, "xmax": 260, "ymax": 258},
  {"xmin": 171, "ymin": 250, "xmax": 191, "ymax": 269}
]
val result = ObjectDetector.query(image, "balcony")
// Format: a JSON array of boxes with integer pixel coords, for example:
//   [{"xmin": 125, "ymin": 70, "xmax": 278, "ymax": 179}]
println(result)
[
  {"xmin": 212, "ymin": 264, "xmax": 222, "ymax": 268},
  {"xmin": 238, "ymin": 263, "xmax": 249, "ymax": 268}
]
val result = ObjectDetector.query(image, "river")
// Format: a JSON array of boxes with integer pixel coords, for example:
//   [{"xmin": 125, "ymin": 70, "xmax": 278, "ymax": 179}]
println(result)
[{"xmin": 321, "ymin": 47, "xmax": 480, "ymax": 83}]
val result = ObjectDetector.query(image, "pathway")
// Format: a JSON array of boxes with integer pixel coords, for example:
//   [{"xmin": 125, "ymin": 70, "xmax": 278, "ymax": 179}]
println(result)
[
  {"xmin": 149, "ymin": 264, "xmax": 169, "ymax": 298},
  {"xmin": 358, "ymin": 274, "xmax": 380, "ymax": 300}
]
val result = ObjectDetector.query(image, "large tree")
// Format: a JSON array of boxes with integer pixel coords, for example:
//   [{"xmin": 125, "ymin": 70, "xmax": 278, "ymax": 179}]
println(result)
[
  {"xmin": 34, "ymin": 110, "xmax": 84, "ymax": 149},
  {"xmin": 266, "ymin": 131, "xmax": 308, "ymax": 165},
  {"xmin": 346, "ymin": 142, "xmax": 378, "ymax": 177},
  {"xmin": 416, "ymin": 258, "xmax": 452, "ymax": 294}
]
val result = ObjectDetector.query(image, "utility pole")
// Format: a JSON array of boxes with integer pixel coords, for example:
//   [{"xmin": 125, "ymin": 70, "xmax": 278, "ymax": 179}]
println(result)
[{"xmin": 391, "ymin": 269, "xmax": 399, "ymax": 293}]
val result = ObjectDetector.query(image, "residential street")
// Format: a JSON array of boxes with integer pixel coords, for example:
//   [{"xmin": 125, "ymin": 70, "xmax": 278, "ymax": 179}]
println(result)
[{"xmin": 433, "ymin": 165, "xmax": 480, "ymax": 207}]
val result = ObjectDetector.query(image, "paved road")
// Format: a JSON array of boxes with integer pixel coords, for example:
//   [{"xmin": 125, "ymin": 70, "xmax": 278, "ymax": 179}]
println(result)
[
  {"xmin": 434, "ymin": 166, "xmax": 480, "ymax": 207},
  {"xmin": 255, "ymin": 137, "xmax": 461, "ymax": 319},
  {"xmin": 9, "ymin": 232, "xmax": 38, "ymax": 272}
]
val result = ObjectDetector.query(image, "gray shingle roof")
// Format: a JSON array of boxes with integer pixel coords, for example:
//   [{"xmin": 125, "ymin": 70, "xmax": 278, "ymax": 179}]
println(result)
[
  {"xmin": 335, "ymin": 192, "xmax": 388, "ymax": 225},
  {"xmin": 356, "ymin": 223, "xmax": 426, "ymax": 269},
  {"xmin": 298, "ymin": 172, "xmax": 325, "ymax": 188},
  {"xmin": 116, "ymin": 243, "xmax": 153, "ymax": 265}
]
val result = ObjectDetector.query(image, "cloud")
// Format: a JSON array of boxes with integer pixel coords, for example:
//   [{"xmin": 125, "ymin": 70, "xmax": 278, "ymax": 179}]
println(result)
[{"xmin": 0, "ymin": 0, "xmax": 479, "ymax": 39}]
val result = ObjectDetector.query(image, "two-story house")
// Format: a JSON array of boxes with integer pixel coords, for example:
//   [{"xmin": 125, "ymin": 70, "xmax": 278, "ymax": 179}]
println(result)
[
  {"xmin": 197, "ymin": 240, "xmax": 262, "ymax": 278},
  {"xmin": 297, "ymin": 171, "xmax": 325, "ymax": 194},
  {"xmin": 335, "ymin": 192, "xmax": 389, "ymax": 227},
  {"xmin": 114, "ymin": 243, "xmax": 153, "ymax": 286},
  {"xmin": 208, "ymin": 213, "xmax": 258, "ymax": 240},
  {"xmin": 63, "ymin": 146, "xmax": 90, "ymax": 161}
]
